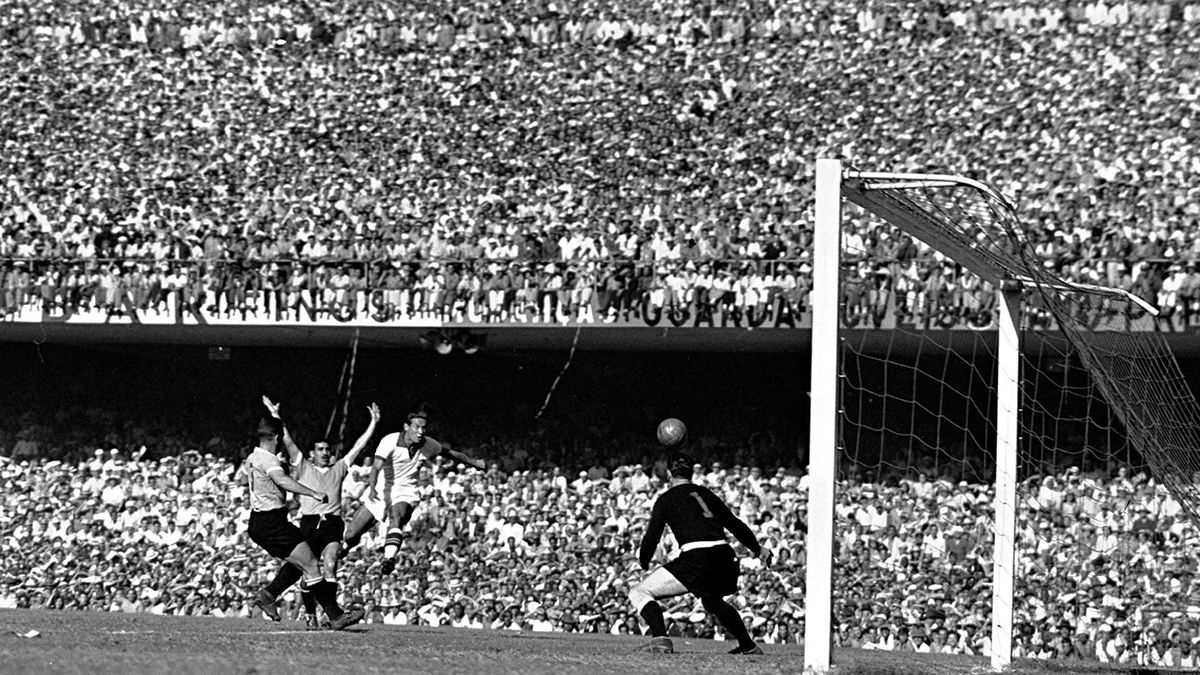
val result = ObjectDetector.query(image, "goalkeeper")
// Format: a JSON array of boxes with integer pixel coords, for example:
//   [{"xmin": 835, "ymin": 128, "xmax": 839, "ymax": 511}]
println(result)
[{"xmin": 627, "ymin": 451, "xmax": 770, "ymax": 655}]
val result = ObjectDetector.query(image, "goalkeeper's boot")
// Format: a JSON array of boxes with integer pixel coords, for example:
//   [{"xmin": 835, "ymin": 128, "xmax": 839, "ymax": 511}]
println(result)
[
  {"xmin": 728, "ymin": 642, "xmax": 763, "ymax": 655},
  {"xmin": 639, "ymin": 636, "xmax": 674, "ymax": 653},
  {"xmin": 329, "ymin": 607, "xmax": 365, "ymax": 631},
  {"xmin": 253, "ymin": 589, "xmax": 281, "ymax": 622}
]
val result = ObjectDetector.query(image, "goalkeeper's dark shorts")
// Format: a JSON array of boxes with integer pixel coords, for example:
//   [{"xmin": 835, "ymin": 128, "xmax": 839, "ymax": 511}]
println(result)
[
  {"xmin": 665, "ymin": 544, "xmax": 740, "ymax": 598},
  {"xmin": 248, "ymin": 508, "xmax": 306, "ymax": 559},
  {"xmin": 299, "ymin": 514, "xmax": 345, "ymax": 554}
]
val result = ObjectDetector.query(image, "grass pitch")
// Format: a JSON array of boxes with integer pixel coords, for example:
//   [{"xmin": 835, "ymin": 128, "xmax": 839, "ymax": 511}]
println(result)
[{"xmin": 0, "ymin": 609, "xmax": 1145, "ymax": 674}]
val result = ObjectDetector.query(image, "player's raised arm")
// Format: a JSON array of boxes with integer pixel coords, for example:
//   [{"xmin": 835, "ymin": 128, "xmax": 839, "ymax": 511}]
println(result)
[
  {"xmin": 262, "ymin": 395, "xmax": 302, "ymax": 465},
  {"xmin": 342, "ymin": 403, "xmax": 381, "ymax": 467}
]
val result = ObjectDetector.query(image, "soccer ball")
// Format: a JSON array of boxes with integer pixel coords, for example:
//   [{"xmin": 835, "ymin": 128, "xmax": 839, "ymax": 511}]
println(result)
[{"xmin": 657, "ymin": 418, "xmax": 687, "ymax": 447}]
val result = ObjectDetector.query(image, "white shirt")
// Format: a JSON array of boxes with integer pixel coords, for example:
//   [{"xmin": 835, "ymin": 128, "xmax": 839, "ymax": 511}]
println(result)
[
  {"xmin": 373, "ymin": 432, "xmax": 441, "ymax": 493},
  {"xmin": 245, "ymin": 447, "xmax": 287, "ymax": 511}
]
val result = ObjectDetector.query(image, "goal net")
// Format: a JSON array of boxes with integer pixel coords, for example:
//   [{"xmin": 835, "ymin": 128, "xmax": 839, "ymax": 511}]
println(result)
[{"xmin": 805, "ymin": 159, "xmax": 1200, "ymax": 672}]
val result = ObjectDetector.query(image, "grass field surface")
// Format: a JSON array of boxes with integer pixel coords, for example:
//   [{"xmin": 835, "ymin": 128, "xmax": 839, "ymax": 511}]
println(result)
[{"xmin": 0, "ymin": 609, "xmax": 1160, "ymax": 674}]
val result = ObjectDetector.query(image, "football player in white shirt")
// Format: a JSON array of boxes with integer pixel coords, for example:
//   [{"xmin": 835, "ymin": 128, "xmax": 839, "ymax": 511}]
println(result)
[{"xmin": 341, "ymin": 407, "xmax": 486, "ymax": 574}]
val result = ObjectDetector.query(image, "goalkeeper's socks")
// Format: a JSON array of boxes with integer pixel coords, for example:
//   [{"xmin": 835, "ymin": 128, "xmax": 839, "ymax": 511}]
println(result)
[
  {"xmin": 639, "ymin": 601, "xmax": 668, "ymax": 637},
  {"xmin": 704, "ymin": 596, "xmax": 754, "ymax": 648}
]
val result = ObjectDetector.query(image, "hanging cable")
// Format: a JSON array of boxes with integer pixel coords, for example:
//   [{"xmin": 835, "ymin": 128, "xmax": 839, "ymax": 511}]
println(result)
[
  {"xmin": 336, "ymin": 328, "xmax": 361, "ymax": 448},
  {"xmin": 535, "ymin": 323, "xmax": 582, "ymax": 420}
]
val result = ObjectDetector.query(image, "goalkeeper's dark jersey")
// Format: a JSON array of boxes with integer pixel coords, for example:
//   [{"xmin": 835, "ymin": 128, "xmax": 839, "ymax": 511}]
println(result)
[{"xmin": 639, "ymin": 482, "xmax": 761, "ymax": 569}]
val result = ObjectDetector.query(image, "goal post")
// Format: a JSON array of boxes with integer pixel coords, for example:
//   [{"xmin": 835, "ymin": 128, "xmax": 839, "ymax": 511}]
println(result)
[
  {"xmin": 991, "ymin": 287, "xmax": 1020, "ymax": 670},
  {"xmin": 805, "ymin": 158, "xmax": 1193, "ymax": 673},
  {"xmin": 806, "ymin": 159, "xmax": 1024, "ymax": 671},
  {"xmin": 803, "ymin": 159, "xmax": 842, "ymax": 671}
]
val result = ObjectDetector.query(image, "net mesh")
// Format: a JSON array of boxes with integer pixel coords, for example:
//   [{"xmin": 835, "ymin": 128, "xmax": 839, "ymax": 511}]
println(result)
[{"xmin": 832, "ymin": 171, "xmax": 1200, "ymax": 657}]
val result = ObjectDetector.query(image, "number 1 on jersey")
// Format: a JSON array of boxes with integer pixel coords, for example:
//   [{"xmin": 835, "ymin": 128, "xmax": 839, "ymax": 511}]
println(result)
[{"xmin": 691, "ymin": 492, "xmax": 714, "ymax": 519}]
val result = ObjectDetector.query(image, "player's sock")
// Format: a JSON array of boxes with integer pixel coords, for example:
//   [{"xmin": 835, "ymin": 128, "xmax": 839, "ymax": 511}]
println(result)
[
  {"xmin": 341, "ymin": 533, "xmax": 361, "ymax": 556},
  {"xmin": 702, "ymin": 595, "xmax": 754, "ymax": 650},
  {"xmin": 383, "ymin": 528, "xmax": 404, "ymax": 560},
  {"xmin": 264, "ymin": 563, "xmax": 303, "ymax": 599},
  {"xmin": 303, "ymin": 578, "xmax": 343, "ymax": 621},
  {"xmin": 639, "ymin": 601, "xmax": 668, "ymax": 637},
  {"xmin": 300, "ymin": 585, "xmax": 317, "ymax": 617}
]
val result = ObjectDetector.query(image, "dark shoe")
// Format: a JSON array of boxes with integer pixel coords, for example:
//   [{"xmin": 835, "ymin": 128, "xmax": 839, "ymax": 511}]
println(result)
[
  {"xmin": 253, "ymin": 589, "xmax": 281, "ymax": 622},
  {"xmin": 381, "ymin": 557, "xmax": 396, "ymax": 575},
  {"xmin": 639, "ymin": 636, "xmax": 673, "ymax": 653},
  {"xmin": 729, "ymin": 643, "xmax": 763, "ymax": 655},
  {"xmin": 329, "ymin": 607, "xmax": 365, "ymax": 631}
]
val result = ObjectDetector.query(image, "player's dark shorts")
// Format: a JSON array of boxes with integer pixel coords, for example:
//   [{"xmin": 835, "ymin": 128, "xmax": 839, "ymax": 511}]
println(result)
[
  {"xmin": 248, "ymin": 507, "xmax": 306, "ymax": 559},
  {"xmin": 665, "ymin": 544, "xmax": 739, "ymax": 597},
  {"xmin": 298, "ymin": 513, "xmax": 345, "ymax": 553}
]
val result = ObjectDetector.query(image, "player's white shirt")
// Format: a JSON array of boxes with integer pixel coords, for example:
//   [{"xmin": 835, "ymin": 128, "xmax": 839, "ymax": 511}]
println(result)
[
  {"xmin": 245, "ymin": 447, "xmax": 287, "ymax": 511},
  {"xmin": 373, "ymin": 432, "xmax": 441, "ymax": 498}
]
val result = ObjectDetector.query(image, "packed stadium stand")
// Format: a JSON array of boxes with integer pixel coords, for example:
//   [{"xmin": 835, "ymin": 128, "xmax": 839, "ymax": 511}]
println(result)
[
  {"xmin": 3, "ymin": 2, "xmax": 1200, "ymax": 327},
  {"xmin": 5, "ymin": 0, "xmax": 1200, "ymax": 668}
]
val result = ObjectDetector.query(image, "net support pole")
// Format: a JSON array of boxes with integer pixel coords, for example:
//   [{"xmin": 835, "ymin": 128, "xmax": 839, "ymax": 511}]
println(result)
[
  {"xmin": 991, "ymin": 284, "xmax": 1021, "ymax": 670},
  {"xmin": 804, "ymin": 158, "xmax": 841, "ymax": 674}
]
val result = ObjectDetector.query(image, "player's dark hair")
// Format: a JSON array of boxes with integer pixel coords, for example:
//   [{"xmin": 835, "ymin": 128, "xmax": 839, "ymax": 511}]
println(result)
[
  {"xmin": 667, "ymin": 452, "xmax": 694, "ymax": 479},
  {"xmin": 256, "ymin": 416, "xmax": 283, "ymax": 441},
  {"xmin": 407, "ymin": 403, "xmax": 432, "ymax": 423}
]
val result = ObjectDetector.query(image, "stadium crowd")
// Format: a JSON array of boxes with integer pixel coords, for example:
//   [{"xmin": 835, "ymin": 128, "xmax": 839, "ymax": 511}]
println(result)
[
  {"xmin": 1, "ymin": 433, "xmax": 1197, "ymax": 666},
  {"xmin": 5, "ymin": 0, "xmax": 1200, "ymax": 665},
  {"xmin": 4, "ymin": 1, "xmax": 1200, "ymax": 328}
]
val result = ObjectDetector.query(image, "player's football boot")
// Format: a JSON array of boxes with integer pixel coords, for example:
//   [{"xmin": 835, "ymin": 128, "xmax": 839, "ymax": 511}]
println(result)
[
  {"xmin": 253, "ymin": 589, "xmax": 281, "ymax": 622},
  {"xmin": 728, "ymin": 643, "xmax": 763, "ymax": 655},
  {"xmin": 304, "ymin": 614, "xmax": 320, "ymax": 631},
  {"xmin": 639, "ymin": 636, "xmax": 674, "ymax": 653},
  {"xmin": 329, "ymin": 607, "xmax": 365, "ymax": 631},
  {"xmin": 380, "ymin": 557, "xmax": 397, "ymax": 575}
]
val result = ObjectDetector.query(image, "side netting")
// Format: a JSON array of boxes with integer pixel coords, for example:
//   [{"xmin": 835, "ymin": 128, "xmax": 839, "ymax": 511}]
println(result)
[
  {"xmin": 1022, "ymin": 268, "xmax": 1200, "ymax": 526},
  {"xmin": 827, "ymin": 166, "xmax": 1200, "ymax": 668},
  {"xmin": 850, "ymin": 168, "xmax": 1200, "ymax": 522}
]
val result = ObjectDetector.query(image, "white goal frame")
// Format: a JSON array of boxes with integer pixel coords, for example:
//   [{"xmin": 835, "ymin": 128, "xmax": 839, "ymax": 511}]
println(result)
[{"xmin": 803, "ymin": 158, "xmax": 1155, "ymax": 673}]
